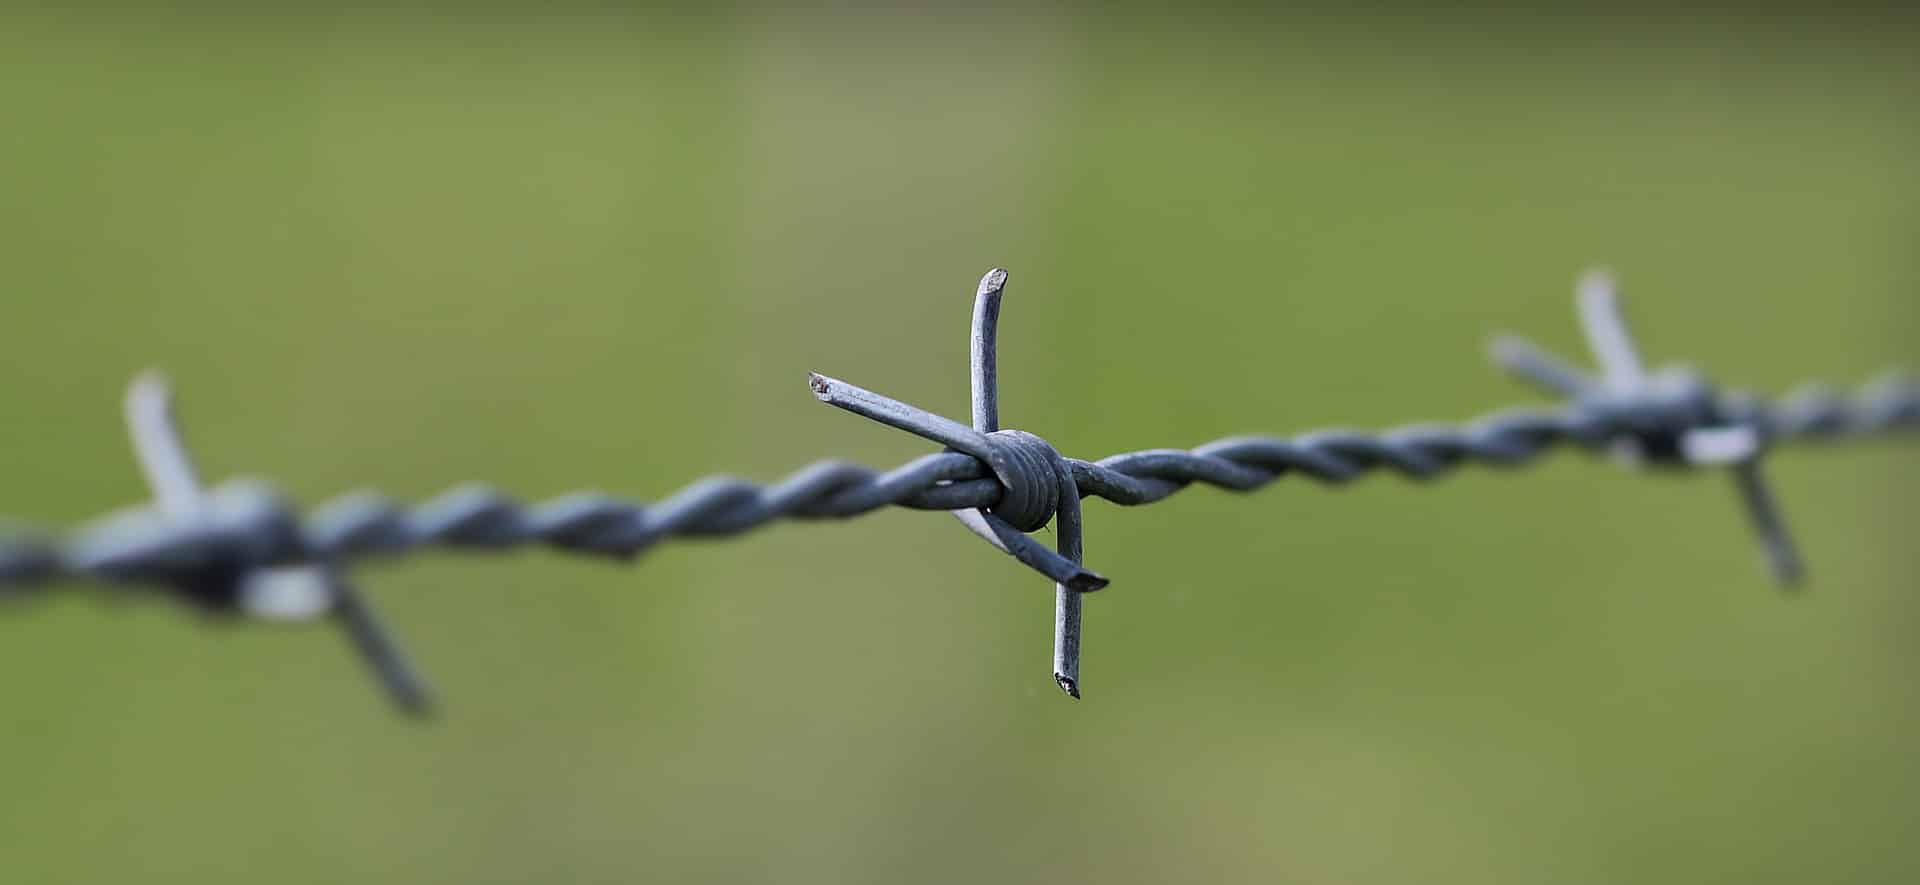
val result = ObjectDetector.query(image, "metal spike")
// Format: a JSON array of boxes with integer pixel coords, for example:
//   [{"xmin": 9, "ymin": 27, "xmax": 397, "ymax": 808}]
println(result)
[{"xmin": 124, "ymin": 373, "xmax": 434, "ymax": 714}]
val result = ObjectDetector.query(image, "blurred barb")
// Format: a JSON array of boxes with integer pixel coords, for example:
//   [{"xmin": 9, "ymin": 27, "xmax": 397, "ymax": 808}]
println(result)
[
  {"xmin": 120, "ymin": 374, "xmax": 434, "ymax": 716},
  {"xmin": 1489, "ymin": 272, "xmax": 1832, "ymax": 588},
  {"xmin": 328, "ymin": 568, "xmax": 435, "ymax": 716},
  {"xmin": 1490, "ymin": 335, "xmax": 1591, "ymax": 398},
  {"xmin": 125, "ymin": 373, "xmax": 208, "ymax": 518},
  {"xmin": 1575, "ymin": 271, "xmax": 1648, "ymax": 390},
  {"xmin": 1732, "ymin": 460, "xmax": 1805, "ymax": 584}
]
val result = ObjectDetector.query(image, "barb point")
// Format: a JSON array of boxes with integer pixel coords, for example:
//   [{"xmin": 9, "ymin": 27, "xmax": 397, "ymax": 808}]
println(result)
[
  {"xmin": 977, "ymin": 268, "xmax": 1008, "ymax": 299},
  {"xmin": 807, "ymin": 372, "xmax": 831, "ymax": 399},
  {"xmin": 1578, "ymin": 268, "xmax": 1618, "ymax": 304},
  {"xmin": 1488, "ymin": 334, "xmax": 1528, "ymax": 363},
  {"xmin": 126, "ymin": 370, "xmax": 173, "ymax": 413},
  {"xmin": 1055, "ymin": 673, "xmax": 1080, "ymax": 699},
  {"xmin": 1067, "ymin": 570, "xmax": 1109, "ymax": 593}
]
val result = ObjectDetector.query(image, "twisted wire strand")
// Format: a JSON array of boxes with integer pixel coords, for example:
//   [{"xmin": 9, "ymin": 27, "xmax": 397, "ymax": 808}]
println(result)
[{"xmin": 0, "ymin": 374, "xmax": 1913, "ymax": 593}]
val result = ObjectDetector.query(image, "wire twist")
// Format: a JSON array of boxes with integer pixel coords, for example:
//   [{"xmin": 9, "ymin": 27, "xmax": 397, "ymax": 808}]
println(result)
[
  {"xmin": 0, "ymin": 268, "xmax": 1914, "ymax": 712},
  {"xmin": 1, "ymin": 374, "xmax": 1909, "ymax": 592}
]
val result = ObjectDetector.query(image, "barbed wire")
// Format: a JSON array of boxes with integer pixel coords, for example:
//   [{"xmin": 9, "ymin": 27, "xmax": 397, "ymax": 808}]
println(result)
[{"xmin": 1, "ymin": 268, "xmax": 1914, "ymax": 713}]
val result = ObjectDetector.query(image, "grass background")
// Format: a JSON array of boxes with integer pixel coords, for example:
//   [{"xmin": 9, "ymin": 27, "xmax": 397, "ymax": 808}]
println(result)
[{"xmin": 1, "ymin": 6, "xmax": 1916, "ymax": 883}]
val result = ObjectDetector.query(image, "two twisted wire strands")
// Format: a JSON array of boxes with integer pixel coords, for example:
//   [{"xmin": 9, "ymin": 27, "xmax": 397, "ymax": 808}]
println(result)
[
  {"xmin": 2, "ymin": 373, "xmax": 1911, "ymax": 590},
  {"xmin": 0, "ymin": 268, "xmax": 1915, "ymax": 710}
]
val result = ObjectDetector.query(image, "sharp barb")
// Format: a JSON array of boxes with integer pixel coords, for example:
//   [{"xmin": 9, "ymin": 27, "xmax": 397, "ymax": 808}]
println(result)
[
  {"xmin": 951, "ymin": 508, "xmax": 1107, "ymax": 592},
  {"xmin": 1489, "ymin": 335, "xmax": 1593, "ymax": 398},
  {"xmin": 1730, "ymin": 460, "xmax": 1805, "ymax": 589},
  {"xmin": 1050, "ymin": 458, "xmax": 1087, "ymax": 700},
  {"xmin": 809, "ymin": 373, "xmax": 994, "ymax": 460},
  {"xmin": 1574, "ymin": 269, "xmax": 1647, "ymax": 389},
  {"xmin": 328, "ymin": 571, "xmax": 435, "ymax": 716},
  {"xmin": 962, "ymin": 268, "xmax": 1090, "ymax": 699},
  {"xmin": 971, "ymin": 268, "xmax": 1007, "ymax": 434},
  {"xmin": 124, "ymin": 372, "xmax": 206, "ymax": 517}
]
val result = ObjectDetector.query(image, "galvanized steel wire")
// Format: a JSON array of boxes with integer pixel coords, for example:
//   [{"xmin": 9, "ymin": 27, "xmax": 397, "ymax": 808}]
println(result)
[
  {"xmin": 5, "ymin": 360, "xmax": 1908, "ymax": 592},
  {"xmin": 1, "ymin": 268, "xmax": 1914, "ymax": 713}
]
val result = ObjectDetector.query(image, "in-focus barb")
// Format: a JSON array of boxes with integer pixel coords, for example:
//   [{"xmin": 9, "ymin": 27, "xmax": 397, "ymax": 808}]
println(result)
[
  {"xmin": 811, "ymin": 268, "xmax": 1101, "ymax": 699},
  {"xmin": 123, "ymin": 374, "xmax": 434, "ymax": 715},
  {"xmin": 808, "ymin": 373, "xmax": 1106, "ymax": 593},
  {"xmin": 1491, "ymin": 271, "xmax": 1804, "ymax": 587},
  {"xmin": 954, "ymin": 269, "xmax": 1087, "ymax": 699}
]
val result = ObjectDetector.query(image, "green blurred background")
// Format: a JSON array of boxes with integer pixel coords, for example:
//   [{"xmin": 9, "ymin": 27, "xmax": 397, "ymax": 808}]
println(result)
[{"xmin": 2, "ymin": 6, "xmax": 1917, "ymax": 883}]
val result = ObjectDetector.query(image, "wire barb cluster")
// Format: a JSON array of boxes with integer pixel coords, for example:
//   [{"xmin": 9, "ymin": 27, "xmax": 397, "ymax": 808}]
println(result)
[{"xmin": 1, "ymin": 268, "xmax": 1915, "ymax": 713}]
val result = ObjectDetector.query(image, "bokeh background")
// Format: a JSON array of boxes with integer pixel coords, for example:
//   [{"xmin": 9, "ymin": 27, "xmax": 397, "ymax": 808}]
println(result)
[{"xmin": 3, "ymin": 6, "xmax": 1917, "ymax": 883}]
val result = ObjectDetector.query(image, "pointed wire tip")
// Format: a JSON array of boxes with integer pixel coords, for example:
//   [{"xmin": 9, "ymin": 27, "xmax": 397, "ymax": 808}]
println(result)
[
  {"xmin": 125, "ymin": 369, "xmax": 174, "ymax": 411},
  {"xmin": 1764, "ymin": 533, "xmax": 1807, "ymax": 591},
  {"xmin": 977, "ymin": 268, "xmax": 1008, "ymax": 299},
  {"xmin": 807, "ymin": 372, "xmax": 832, "ymax": 399},
  {"xmin": 1066, "ymin": 570, "xmax": 1109, "ymax": 593},
  {"xmin": 1487, "ymin": 334, "xmax": 1531, "ymax": 364},
  {"xmin": 1577, "ymin": 268, "xmax": 1618, "ymax": 303},
  {"xmin": 393, "ymin": 694, "xmax": 438, "ymax": 720},
  {"xmin": 1054, "ymin": 673, "xmax": 1080, "ymax": 699},
  {"xmin": 369, "ymin": 673, "xmax": 437, "ymax": 719}
]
